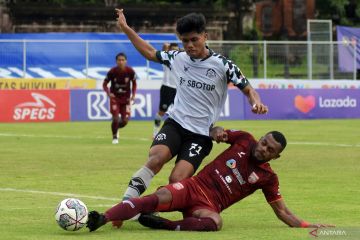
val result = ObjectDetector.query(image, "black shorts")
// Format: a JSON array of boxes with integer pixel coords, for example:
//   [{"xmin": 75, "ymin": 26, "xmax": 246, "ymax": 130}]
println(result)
[
  {"xmin": 151, "ymin": 118, "xmax": 213, "ymax": 172},
  {"xmin": 159, "ymin": 85, "xmax": 176, "ymax": 112}
]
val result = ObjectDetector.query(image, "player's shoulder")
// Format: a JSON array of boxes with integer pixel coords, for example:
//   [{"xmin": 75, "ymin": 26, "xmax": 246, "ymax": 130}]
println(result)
[
  {"xmin": 260, "ymin": 162, "xmax": 278, "ymax": 177},
  {"xmin": 108, "ymin": 66, "xmax": 115, "ymax": 71},
  {"xmin": 210, "ymin": 50, "xmax": 236, "ymax": 67},
  {"xmin": 227, "ymin": 129, "xmax": 255, "ymax": 140},
  {"xmin": 106, "ymin": 67, "xmax": 117, "ymax": 77},
  {"xmin": 125, "ymin": 66, "xmax": 135, "ymax": 73},
  {"xmin": 168, "ymin": 50, "xmax": 185, "ymax": 59}
]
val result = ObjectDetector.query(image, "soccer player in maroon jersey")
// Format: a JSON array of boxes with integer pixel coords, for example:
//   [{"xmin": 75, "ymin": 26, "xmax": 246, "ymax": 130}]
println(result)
[
  {"xmin": 87, "ymin": 128, "xmax": 334, "ymax": 231},
  {"xmin": 103, "ymin": 52, "xmax": 137, "ymax": 144}
]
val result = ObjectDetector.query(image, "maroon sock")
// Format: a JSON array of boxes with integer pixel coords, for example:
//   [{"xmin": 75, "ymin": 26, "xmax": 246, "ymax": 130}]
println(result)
[
  {"xmin": 105, "ymin": 194, "xmax": 159, "ymax": 221},
  {"xmin": 111, "ymin": 120, "xmax": 118, "ymax": 137},
  {"xmin": 164, "ymin": 217, "xmax": 218, "ymax": 231}
]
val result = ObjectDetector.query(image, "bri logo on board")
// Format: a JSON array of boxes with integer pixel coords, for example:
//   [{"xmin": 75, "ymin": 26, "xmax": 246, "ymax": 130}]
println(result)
[{"xmin": 294, "ymin": 95, "xmax": 357, "ymax": 113}]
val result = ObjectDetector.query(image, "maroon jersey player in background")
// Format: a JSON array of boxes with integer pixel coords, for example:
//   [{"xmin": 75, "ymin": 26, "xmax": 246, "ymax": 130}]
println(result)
[
  {"xmin": 103, "ymin": 52, "xmax": 137, "ymax": 144},
  {"xmin": 87, "ymin": 128, "xmax": 334, "ymax": 232}
]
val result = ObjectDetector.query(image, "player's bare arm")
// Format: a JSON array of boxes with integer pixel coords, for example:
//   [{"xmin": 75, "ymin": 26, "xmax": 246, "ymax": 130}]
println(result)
[
  {"xmin": 269, "ymin": 199, "xmax": 335, "ymax": 228},
  {"xmin": 102, "ymin": 80, "xmax": 115, "ymax": 98},
  {"xmin": 131, "ymin": 78, "xmax": 137, "ymax": 102},
  {"xmin": 115, "ymin": 9, "xmax": 158, "ymax": 62},
  {"xmin": 241, "ymin": 85, "xmax": 268, "ymax": 114}
]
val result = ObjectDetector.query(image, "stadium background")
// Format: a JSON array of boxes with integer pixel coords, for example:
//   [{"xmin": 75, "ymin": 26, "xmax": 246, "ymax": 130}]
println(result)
[{"xmin": 0, "ymin": 0, "xmax": 359, "ymax": 239}]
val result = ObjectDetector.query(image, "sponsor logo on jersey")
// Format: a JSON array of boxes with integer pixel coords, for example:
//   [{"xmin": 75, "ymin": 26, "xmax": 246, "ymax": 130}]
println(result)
[
  {"xmin": 225, "ymin": 175, "xmax": 233, "ymax": 183},
  {"xmin": 206, "ymin": 68, "xmax": 217, "ymax": 78},
  {"xmin": 155, "ymin": 133, "xmax": 167, "ymax": 141},
  {"xmin": 232, "ymin": 168, "xmax": 246, "ymax": 185},
  {"xmin": 186, "ymin": 80, "xmax": 215, "ymax": 91},
  {"xmin": 172, "ymin": 182, "xmax": 184, "ymax": 190},
  {"xmin": 184, "ymin": 65, "xmax": 190, "ymax": 72},
  {"xmin": 226, "ymin": 159, "xmax": 236, "ymax": 169},
  {"xmin": 179, "ymin": 77, "xmax": 186, "ymax": 85},
  {"xmin": 237, "ymin": 152, "xmax": 246, "ymax": 158},
  {"xmin": 248, "ymin": 172, "xmax": 259, "ymax": 184},
  {"xmin": 215, "ymin": 169, "xmax": 233, "ymax": 194},
  {"xmin": 226, "ymin": 159, "xmax": 246, "ymax": 185},
  {"xmin": 13, "ymin": 92, "xmax": 56, "ymax": 120}
]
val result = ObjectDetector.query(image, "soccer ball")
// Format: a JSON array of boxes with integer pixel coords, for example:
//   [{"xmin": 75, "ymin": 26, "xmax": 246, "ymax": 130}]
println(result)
[{"xmin": 55, "ymin": 198, "xmax": 88, "ymax": 231}]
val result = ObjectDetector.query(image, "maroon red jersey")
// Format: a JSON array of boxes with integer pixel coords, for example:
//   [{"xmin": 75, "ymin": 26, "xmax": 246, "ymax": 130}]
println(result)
[
  {"xmin": 195, "ymin": 130, "xmax": 282, "ymax": 212},
  {"xmin": 104, "ymin": 66, "xmax": 136, "ymax": 102}
]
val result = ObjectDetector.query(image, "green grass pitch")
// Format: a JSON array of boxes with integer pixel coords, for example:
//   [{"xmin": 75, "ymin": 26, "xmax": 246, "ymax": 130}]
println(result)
[{"xmin": 0, "ymin": 119, "xmax": 359, "ymax": 240}]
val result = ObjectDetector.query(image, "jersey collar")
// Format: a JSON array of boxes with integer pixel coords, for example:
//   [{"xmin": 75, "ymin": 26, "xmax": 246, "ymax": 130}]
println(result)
[{"xmin": 189, "ymin": 46, "xmax": 214, "ymax": 62}]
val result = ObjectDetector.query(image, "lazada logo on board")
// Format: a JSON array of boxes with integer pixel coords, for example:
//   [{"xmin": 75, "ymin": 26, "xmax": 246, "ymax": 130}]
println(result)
[
  {"xmin": 294, "ymin": 95, "xmax": 315, "ymax": 113},
  {"xmin": 294, "ymin": 95, "xmax": 357, "ymax": 113}
]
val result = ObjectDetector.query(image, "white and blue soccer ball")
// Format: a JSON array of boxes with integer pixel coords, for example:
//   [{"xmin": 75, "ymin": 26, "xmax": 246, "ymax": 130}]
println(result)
[{"xmin": 55, "ymin": 198, "xmax": 88, "ymax": 231}]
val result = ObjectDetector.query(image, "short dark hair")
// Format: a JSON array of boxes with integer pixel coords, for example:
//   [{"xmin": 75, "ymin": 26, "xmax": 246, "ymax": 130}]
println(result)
[
  {"xmin": 116, "ymin": 52, "xmax": 127, "ymax": 60},
  {"xmin": 268, "ymin": 131, "xmax": 287, "ymax": 151},
  {"xmin": 176, "ymin": 13, "xmax": 206, "ymax": 35},
  {"xmin": 169, "ymin": 43, "xmax": 179, "ymax": 48}
]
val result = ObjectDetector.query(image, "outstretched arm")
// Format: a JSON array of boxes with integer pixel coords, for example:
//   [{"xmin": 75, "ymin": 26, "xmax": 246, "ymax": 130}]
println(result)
[
  {"xmin": 269, "ymin": 199, "xmax": 334, "ymax": 228},
  {"xmin": 115, "ymin": 9, "xmax": 159, "ymax": 62},
  {"xmin": 241, "ymin": 85, "xmax": 268, "ymax": 114}
]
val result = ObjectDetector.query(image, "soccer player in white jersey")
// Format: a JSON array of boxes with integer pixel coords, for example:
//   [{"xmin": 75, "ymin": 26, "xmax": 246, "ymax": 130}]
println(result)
[
  {"xmin": 116, "ymin": 9, "xmax": 268, "ymax": 202},
  {"xmin": 153, "ymin": 43, "xmax": 180, "ymax": 138}
]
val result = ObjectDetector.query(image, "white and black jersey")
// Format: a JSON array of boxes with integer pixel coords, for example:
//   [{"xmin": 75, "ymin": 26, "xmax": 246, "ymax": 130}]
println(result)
[
  {"xmin": 156, "ymin": 48, "xmax": 250, "ymax": 136},
  {"xmin": 162, "ymin": 65, "xmax": 177, "ymax": 89}
]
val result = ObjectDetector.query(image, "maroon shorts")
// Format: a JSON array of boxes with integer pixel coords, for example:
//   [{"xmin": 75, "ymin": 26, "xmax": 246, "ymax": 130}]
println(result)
[
  {"xmin": 159, "ymin": 177, "xmax": 218, "ymax": 218},
  {"xmin": 110, "ymin": 97, "xmax": 130, "ymax": 119}
]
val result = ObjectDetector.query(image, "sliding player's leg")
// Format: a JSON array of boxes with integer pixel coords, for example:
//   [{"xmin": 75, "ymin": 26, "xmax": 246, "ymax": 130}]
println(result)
[
  {"xmin": 122, "ymin": 119, "xmax": 181, "ymax": 200},
  {"xmin": 86, "ymin": 187, "xmax": 172, "ymax": 232}
]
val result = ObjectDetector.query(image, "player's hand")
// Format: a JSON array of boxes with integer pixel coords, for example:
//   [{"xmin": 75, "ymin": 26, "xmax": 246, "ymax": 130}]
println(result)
[
  {"xmin": 307, "ymin": 223, "xmax": 336, "ymax": 228},
  {"xmin": 115, "ymin": 8, "xmax": 128, "ymax": 30},
  {"xmin": 130, "ymin": 96, "xmax": 135, "ymax": 104},
  {"xmin": 251, "ymin": 102, "xmax": 268, "ymax": 114},
  {"xmin": 210, "ymin": 127, "xmax": 228, "ymax": 143},
  {"xmin": 108, "ymin": 93, "xmax": 116, "ymax": 98}
]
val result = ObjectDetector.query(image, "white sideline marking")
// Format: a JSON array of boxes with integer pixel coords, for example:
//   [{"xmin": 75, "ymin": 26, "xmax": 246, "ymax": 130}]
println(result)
[
  {"xmin": 0, "ymin": 188, "xmax": 119, "ymax": 201},
  {"xmin": 0, "ymin": 133, "xmax": 150, "ymax": 141},
  {"xmin": 0, "ymin": 132, "xmax": 359, "ymax": 147},
  {"xmin": 1, "ymin": 204, "xmax": 114, "ymax": 211}
]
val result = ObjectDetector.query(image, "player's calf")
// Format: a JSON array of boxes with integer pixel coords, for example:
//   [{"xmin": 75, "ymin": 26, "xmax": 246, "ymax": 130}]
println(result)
[{"xmin": 118, "ymin": 119, "xmax": 128, "ymax": 128}]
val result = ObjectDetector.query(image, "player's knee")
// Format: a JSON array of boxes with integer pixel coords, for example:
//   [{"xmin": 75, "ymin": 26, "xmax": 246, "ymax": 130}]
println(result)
[
  {"xmin": 119, "ymin": 119, "xmax": 128, "ymax": 128},
  {"xmin": 112, "ymin": 115, "xmax": 120, "ymax": 122},
  {"xmin": 168, "ymin": 172, "xmax": 190, "ymax": 183},
  {"xmin": 210, "ymin": 215, "xmax": 222, "ymax": 231},
  {"xmin": 154, "ymin": 187, "xmax": 172, "ymax": 204},
  {"xmin": 168, "ymin": 161, "xmax": 194, "ymax": 183}
]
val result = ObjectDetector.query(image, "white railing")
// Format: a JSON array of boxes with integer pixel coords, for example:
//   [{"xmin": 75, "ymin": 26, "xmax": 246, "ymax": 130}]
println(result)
[{"xmin": 0, "ymin": 40, "xmax": 358, "ymax": 80}]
